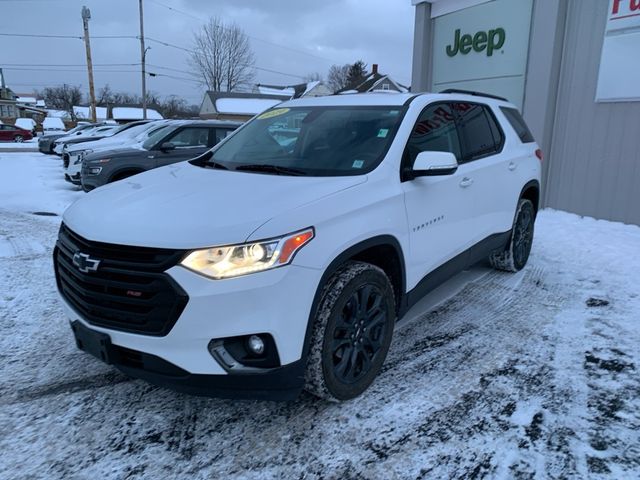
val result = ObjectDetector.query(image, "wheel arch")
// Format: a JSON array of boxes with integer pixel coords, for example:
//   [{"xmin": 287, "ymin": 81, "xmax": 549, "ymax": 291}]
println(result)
[
  {"xmin": 300, "ymin": 235, "xmax": 407, "ymax": 363},
  {"xmin": 520, "ymin": 179, "xmax": 540, "ymax": 214},
  {"xmin": 108, "ymin": 168, "xmax": 145, "ymax": 183}
]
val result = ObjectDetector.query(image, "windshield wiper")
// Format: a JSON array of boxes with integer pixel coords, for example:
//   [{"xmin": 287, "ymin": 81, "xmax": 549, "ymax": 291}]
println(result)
[
  {"xmin": 203, "ymin": 160, "xmax": 229, "ymax": 170},
  {"xmin": 234, "ymin": 164, "xmax": 307, "ymax": 176}
]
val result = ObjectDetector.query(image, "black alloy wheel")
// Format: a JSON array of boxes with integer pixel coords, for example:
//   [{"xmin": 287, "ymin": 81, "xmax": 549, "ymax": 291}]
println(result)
[
  {"xmin": 304, "ymin": 261, "xmax": 396, "ymax": 401},
  {"xmin": 331, "ymin": 284, "xmax": 389, "ymax": 384},
  {"xmin": 512, "ymin": 200, "xmax": 535, "ymax": 270}
]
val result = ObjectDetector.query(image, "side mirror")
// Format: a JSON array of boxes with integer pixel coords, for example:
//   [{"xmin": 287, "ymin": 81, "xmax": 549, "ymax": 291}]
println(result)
[
  {"xmin": 405, "ymin": 151, "xmax": 458, "ymax": 180},
  {"xmin": 160, "ymin": 142, "xmax": 176, "ymax": 152}
]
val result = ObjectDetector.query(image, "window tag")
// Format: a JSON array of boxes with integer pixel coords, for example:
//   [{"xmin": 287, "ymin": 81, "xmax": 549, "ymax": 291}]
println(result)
[
  {"xmin": 377, "ymin": 128, "xmax": 389, "ymax": 138},
  {"xmin": 352, "ymin": 160, "xmax": 364, "ymax": 169}
]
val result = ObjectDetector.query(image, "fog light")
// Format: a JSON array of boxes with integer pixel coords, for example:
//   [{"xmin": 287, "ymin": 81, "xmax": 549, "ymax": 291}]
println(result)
[{"xmin": 247, "ymin": 335, "xmax": 265, "ymax": 355}]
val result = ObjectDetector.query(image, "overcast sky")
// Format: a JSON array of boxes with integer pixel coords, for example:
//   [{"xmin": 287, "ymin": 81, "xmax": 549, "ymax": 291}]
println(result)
[{"xmin": 0, "ymin": 0, "xmax": 415, "ymax": 106}]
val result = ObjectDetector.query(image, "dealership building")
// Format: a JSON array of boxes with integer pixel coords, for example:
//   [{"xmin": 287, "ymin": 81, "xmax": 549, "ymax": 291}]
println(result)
[{"xmin": 411, "ymin": 0, "xmax": 640, "ymax": 225}]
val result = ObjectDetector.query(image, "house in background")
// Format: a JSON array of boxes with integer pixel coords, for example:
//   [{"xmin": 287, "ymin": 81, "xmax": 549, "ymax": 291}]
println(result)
[
  {"xmin": 199, "ymin": 92, "xmax": 288, "ymax": 122},
  {"xmin": 0, "ymin": 68, "xmax": 18, "ymax": 122},
  {"xmin": 254, "ymin": 81, "xmax": 332, "ymax": 99},
  {"xmin": 336, "ymin": 64, "xmax": 409, "ymax": 94}
]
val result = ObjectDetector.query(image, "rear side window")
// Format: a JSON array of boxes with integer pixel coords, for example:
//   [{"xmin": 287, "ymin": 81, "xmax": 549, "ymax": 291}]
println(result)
[
  {"xmin": 405, "ymin": 103, "xmax": 462, "ymax": 165},
  {"xmin": 500, "ymin": 107, "xmax": 534, "ymax": 143},
  {"xmin": 453, "ymin": 103, "xmax": 504, "ymax": 161}
]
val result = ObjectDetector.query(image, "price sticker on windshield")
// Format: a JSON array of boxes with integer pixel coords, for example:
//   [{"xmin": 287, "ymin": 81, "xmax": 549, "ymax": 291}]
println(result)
[{"xmin": 257, "ymin": 108, "xmax": 290, "ymax": 120}]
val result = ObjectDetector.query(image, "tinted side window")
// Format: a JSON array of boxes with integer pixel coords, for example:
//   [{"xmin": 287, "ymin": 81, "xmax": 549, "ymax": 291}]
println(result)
[
  {"xmin": 500, "ymin": 107, "xmax": 534, "ymax": 143},
  {"xmin": 168, "ymin": 127, "xmax": 209, "ymax": 148},
  {"xmin": 215, "ymin": 128, "xmax": 233, "ymax": 144},
  {"xmin": 406, "ymin": 103, "xmax": 461, "ymax": 165},
  {"xmin": 453, "ymin": 103, "xmax": 503, "ymax": 161}
]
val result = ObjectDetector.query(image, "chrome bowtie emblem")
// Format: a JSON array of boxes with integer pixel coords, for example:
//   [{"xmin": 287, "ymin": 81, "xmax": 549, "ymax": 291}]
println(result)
[{"xmin": 72, "ymin": 252, "xmax": 101, "ymax": 273}]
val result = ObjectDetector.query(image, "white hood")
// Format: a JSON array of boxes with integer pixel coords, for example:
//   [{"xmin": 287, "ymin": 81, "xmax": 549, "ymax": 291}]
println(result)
[{"xmin": 63, "ymin": 162, "xmax": 366, "ymax": 249}]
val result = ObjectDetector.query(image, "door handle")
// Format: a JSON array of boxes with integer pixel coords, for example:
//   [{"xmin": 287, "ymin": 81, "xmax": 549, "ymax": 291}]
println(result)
[
  {"xmin": 459, "ymin": 177, "xmax": 474, "ymax": 188},
  {"xmin": 508, "ymin": 161, "xmax": 517, "ymax": 171}
]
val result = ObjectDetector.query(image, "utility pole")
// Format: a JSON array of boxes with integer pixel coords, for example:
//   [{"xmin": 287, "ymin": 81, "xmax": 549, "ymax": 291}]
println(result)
[
  {"xmin": 81, "ymin": 6, "xmax": 97, "ymax": 123},
  {"xmin": 139, "ymin": 0, "xmax": 147, "ymax": 119}
]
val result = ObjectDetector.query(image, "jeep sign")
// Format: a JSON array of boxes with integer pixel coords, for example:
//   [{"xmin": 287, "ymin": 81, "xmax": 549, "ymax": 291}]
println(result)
[
  {"xmin": 431, "ymin": 0, "xmax": 533, "ymax": 108},
  {"xmin": 446, "ymin": 28, "xmax": 506, "ymax": 57}
]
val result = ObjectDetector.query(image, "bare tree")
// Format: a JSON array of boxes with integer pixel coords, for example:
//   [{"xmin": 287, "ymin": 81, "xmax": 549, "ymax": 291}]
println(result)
[
  {"xmin": 158, "ymin": 95, "xmax": 189, "ymax": 118},
  {"xmin": 96, "ymin": 84, "xmax": 114, "ymax": 106},
  {"xmin": 304, "ymin": 72, "xmax": 323, "ymax": 83},
  {"xmin": 327, "ymin": 64, "xmax": 350, "ymax": 92},
  {"xmin": 190, "ymin": 16, "xmax": 255, "ymax": 92},
  {"xmin": 40, "ymin": 84, "xmax": 83, "ymax": 119}
]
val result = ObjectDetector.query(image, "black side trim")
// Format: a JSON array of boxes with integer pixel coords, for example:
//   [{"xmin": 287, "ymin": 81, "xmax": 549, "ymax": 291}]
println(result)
[
  {"xmin": 402, "ymin": 231, "xmax": 510, "ymax": 314},
  {"xmin": 440, "ymin": 89, "xmax": 508, "ymax": 102}
]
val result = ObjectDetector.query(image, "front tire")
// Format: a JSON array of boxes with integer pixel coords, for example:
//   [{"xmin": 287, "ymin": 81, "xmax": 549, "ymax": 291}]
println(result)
[
  {"xmin": 490, "ymin": 198, "xmax": 535, "ymax": 272},
  {"xmin": 14, "ymin": 135, "xmax": 24, "ymax": 143},
  {"xmin": 305, "ymin": 261, "xmax": 395, "ymax": 401}
]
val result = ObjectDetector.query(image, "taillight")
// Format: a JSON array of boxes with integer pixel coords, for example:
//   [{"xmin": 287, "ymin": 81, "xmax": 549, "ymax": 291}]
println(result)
[{"xmin": 535, "ymin": 149, "xmax": 543, "ymax": 162}]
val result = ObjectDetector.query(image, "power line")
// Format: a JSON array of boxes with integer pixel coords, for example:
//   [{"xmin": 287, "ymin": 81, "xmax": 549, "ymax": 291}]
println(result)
[
  {"xmin": 146, "ymin": 0, "xmax": 338, "ymax": 64},
  {"xmin": 144, "ymin": 37, "xmax": 306, "ymax": 79},
  {"xmin": 0, "ymin": 32, "xmax": 81, "ymax": 39},
  {"xmin": 1, "ymin": 63, "xmax": 140, "ymax": 67}
]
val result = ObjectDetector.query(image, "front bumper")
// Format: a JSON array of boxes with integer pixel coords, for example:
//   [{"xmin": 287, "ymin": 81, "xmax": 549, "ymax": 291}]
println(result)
[
  {"xmin": 59, "ymin": 262, "xmax": 321, "ymax": 399},
  {"xmin": 70, "ymin": 320, "xmax": 305, "ymax": 400}
]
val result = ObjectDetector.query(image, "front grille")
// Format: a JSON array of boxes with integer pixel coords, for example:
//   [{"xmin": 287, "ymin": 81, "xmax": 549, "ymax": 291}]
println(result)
[{"xmin": 54, "ymin": 223, "xmax": 189, "ymax": 336}]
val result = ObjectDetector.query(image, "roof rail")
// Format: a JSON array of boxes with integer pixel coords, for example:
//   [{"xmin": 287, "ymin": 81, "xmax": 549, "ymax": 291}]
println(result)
[{"xmin": 439, "ymin": 89, "xmax": 508, "ymax": 102}]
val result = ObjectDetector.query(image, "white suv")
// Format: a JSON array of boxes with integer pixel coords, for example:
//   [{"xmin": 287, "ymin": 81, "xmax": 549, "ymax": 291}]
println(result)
[{"xmin": 55, "ymin": 91, "xmax": 542, "ymax": 401}]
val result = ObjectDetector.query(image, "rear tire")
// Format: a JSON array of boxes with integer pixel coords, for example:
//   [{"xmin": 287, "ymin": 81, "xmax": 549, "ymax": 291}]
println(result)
[
  {"xmin": 14, "ymin": 135, "xmax": 24, "ymax": 143},
  {"xmin": 304, "ymin": 261, "xmax": 395, "ymax": 401},
  {"xmin": 490, "ymin": 198, "xmax": 535, "ymax": 272}
]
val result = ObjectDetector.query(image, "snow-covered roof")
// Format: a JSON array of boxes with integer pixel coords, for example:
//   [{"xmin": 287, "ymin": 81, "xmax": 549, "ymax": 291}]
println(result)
[
  {"xmin": 45, "ymin": 109, "xmax": 68, "ymax": 118},
  {"xmin": 215, "ymin": 98, "xmax": 282, "ymax": 115},
  {"xmin": 302, "ymin": 81, "xmax": 320, "ymax": 96},
  {"xmin": 73, "ymin": 106, "xmax": 108, "ymax": 120},
  {"xmin": 16, "ymin": 96, "xmax": 37, "ymax": 104},
  {"xmin": 112, "ymin": 107, "xmax": 163, "ymax": 120},
  {"xmin": 257, "ymin": 85, "xmax": 295, "ymax": 97}
]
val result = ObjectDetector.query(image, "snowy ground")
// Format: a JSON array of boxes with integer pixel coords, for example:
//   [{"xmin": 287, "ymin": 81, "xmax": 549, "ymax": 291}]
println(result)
[
  {"xmin": 0, "ymin": 152, "xmax": 639, "ymax": 479},
  {"xmin": 0, "ymin": 138, "xmax": 39, "ymax": 151}
]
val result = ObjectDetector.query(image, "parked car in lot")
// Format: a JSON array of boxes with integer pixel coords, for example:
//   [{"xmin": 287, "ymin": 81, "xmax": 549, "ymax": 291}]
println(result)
[
  {"xmin": 80, "ymin": 120, "xmax": 239, "ymax": 191},
  {"xmin": 15, "ymin": 118, "xmax": 37, "ymax": 137},
  {"xmin": 65, "ymin": 120, "xmax": 172, "ymax": 185},
  {"xmin": 56, "ymin": 91, "xmax": 541, "ymax": 401},
  {"xmin": 54, "ymin": 125, "xmax": 122, "ymax": 157},
  {"xmin": 0, "ymin": 123, "xmax": 33, "ymax": 142},
  {"xmin": 39, "ymin": 123, "xmax": 97, "ymax": 154},
  {"xmin": 42, "ymin": 117, "xmax": 67, "ymax": 135}
]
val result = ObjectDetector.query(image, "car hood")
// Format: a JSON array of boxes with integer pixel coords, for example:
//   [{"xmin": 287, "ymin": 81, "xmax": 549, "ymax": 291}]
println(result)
[
  {"xmin": 67, "ymin": 136, "xmax": 139, "ymax": 154},
  {"xmin": 84, "ymin": 147, "xmax": 144, "ymax": 161},
  {"xmin": 62, "ymin": 136, "xmax": 107, "ymax": 146},
  {"xmin": 63, "ymin": 162, "xmax": 367, "ymax": 249}
]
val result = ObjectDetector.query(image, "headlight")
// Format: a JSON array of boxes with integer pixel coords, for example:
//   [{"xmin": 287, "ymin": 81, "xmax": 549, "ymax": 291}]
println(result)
[{"xmin": 181, "ymin": 228, "xmax": 314, "ymax": 279}]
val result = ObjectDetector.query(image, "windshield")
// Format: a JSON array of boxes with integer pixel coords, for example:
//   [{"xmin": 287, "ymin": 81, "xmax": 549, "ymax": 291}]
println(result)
[
  {"xmin": 142, "ymin": 124, "xmax": 176, "ymax": 150},
  {"xmin": 203, "ymin": 106, "xmax": 405, "ymax": 176}
]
